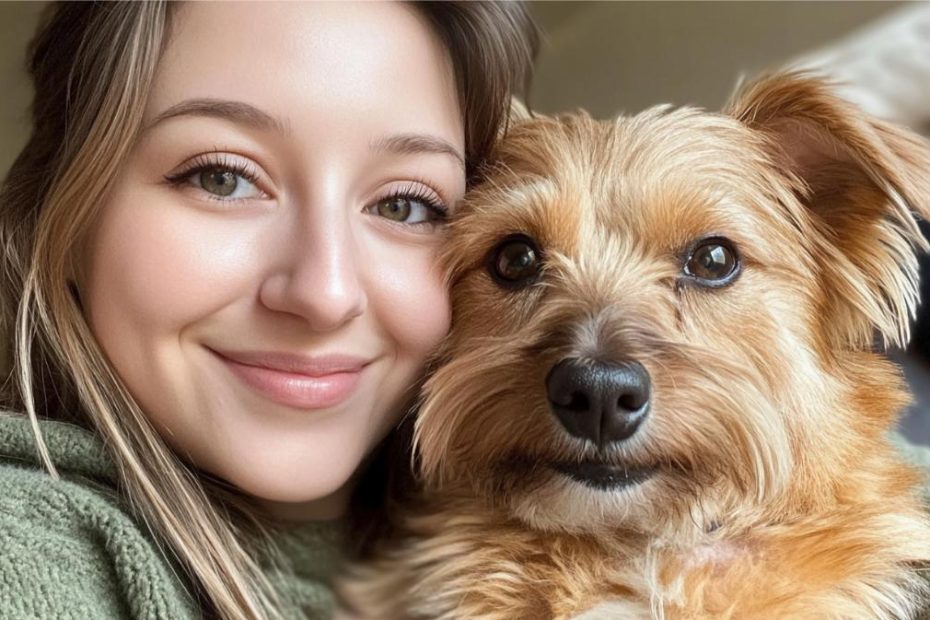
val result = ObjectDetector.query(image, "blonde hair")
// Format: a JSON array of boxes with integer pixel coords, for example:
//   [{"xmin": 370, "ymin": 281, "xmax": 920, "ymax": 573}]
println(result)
[{"xmin": 0, "ymin": 2, "xmax": 537, "ymax": 618}]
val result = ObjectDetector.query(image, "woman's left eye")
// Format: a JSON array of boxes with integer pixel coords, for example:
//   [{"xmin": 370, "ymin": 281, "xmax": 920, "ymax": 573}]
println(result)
[{"xmin": 370, "ymin": 192, "xmax": 447, "ymax": 226}]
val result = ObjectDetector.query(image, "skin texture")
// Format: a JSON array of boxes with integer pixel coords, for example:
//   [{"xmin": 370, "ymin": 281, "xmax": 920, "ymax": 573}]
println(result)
[
  {"xmin": 79, "ymin": 2, "xmax": 464, "ymax": 520},
  {"xmin": 343, "ymin": 74, "xmax": 930, "ymax": 618}
]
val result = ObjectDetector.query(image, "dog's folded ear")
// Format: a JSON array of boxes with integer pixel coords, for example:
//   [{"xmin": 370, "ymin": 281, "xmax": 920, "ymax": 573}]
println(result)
[{"xmin": 725, "ymin": 71, "xmax": 930, "ymax": 350}]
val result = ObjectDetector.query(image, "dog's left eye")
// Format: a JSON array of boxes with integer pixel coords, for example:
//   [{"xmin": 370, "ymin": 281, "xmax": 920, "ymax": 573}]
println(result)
[{"xmin": 683, "ymin": 238, "xmax": 740, "ymax": 286}]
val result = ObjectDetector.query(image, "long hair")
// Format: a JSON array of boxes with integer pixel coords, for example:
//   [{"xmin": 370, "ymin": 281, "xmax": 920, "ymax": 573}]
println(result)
[{"xmin": 0, "ymin": 2, "xmax": 538, "ymax": 618}]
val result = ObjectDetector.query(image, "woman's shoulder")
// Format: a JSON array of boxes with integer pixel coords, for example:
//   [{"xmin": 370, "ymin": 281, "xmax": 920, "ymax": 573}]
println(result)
[{"xmin": 0, "ymin": 412, "xmax": 198, "ymax": 619}]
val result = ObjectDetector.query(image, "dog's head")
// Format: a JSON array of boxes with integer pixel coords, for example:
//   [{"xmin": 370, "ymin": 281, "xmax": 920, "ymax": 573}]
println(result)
[{"xmin": 415, "ymin": 73, "xmax": 930, "ymax": 535}]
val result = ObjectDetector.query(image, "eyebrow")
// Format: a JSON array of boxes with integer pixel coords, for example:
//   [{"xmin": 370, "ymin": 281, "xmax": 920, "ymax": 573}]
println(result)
[
  {"xmin": 370, "ymin": 133, "xmax": 465, "ymax": 170},
  {"xmin": 146, "ymin": 98, "xmax": 289, "ymax": 134},
  {"xmin": 146, "ymin": 98, "xmax": 465, "ymax": 169}
]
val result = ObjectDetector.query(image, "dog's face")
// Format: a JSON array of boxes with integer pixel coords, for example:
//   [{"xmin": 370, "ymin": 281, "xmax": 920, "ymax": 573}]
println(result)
[{"xmin": 415, "ymin": 74, "xmax": 930, "ymax": 535}]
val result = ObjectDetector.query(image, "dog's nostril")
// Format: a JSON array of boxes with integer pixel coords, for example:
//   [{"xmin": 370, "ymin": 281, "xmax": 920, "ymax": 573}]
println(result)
[
  {"xmin": 618, "ymin": 392, "xmax": 646, "ymax": 412},
  {"xmin": 567, "ymin": 392, "xmax": 589, "ymax": 412},
  {"xmin": 546, "ymin": 358, "xmax": 651, "ymax": 446}
]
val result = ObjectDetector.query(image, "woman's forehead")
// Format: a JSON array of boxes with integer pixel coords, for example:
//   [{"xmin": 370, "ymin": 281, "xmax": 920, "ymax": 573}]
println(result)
[{"xmin": 146, "ymin": 2, "xmax": 464, "ymax": 153}]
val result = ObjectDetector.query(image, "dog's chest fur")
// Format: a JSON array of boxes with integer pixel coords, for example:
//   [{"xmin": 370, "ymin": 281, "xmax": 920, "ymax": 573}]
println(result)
[{"xmin": 352, "ymin": 499, "xmax": 930, "ymax": 619}]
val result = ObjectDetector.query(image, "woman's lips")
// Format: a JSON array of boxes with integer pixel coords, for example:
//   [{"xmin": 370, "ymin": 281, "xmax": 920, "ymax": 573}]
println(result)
[{"xmin": 209, "ymin": 348, "xmax": 371, "ymax": 410}]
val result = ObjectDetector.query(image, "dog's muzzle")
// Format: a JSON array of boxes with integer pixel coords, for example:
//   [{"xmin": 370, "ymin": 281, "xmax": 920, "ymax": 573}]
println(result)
[{"xmin": 546, "ymin": 358, "xmax": 650, "ymax": 447}]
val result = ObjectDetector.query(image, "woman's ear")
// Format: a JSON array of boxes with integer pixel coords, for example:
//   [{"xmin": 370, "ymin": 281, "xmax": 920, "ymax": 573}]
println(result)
[{"xmin": 725, "ymin": 71, "xmax": 930, "ymax": 350}]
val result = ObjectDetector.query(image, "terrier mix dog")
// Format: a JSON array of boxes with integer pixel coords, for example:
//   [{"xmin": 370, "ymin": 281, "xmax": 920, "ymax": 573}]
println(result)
[{"xmin": 342, "ymin": 72, "xmax": 930, "ymax": 619}]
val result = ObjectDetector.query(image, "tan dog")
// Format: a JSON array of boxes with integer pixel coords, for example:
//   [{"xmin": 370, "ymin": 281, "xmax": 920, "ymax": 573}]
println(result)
[{"xmin": 342, "ymin": 72, "xmax": 930, "ymax": 619}]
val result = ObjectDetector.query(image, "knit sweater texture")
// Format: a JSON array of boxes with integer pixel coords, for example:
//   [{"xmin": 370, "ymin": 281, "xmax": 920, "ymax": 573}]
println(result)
[{"xmin": 0, "ymin": 413, "xmax": 341, "ymax": 619}]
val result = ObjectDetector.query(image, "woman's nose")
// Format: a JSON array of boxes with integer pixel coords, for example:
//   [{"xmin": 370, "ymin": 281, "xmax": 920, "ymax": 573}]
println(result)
[{"xmin": 258, "ymin": 212, "xmax": 367, "ymax": 332}]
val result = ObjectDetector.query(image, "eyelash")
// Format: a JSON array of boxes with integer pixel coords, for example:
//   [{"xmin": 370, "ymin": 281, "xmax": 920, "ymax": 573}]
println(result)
[{"xmin": 164, "ymin": 153, "xmax": 450, "ymax": 225}]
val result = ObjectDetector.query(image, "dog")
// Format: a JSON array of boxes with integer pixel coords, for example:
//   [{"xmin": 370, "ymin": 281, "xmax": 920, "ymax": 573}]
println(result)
[{"xmin": 340, "ymin": 72, "xmax": 930, "ymax": 619}]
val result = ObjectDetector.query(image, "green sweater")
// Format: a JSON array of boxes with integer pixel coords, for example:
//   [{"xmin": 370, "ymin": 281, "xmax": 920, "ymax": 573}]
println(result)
[{"xmin": 0, "ymin": 413, "xmax": 341, "ymax": 619}]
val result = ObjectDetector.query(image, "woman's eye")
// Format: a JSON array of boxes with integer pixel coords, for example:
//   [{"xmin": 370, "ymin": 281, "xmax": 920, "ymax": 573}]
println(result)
[
  {"xmin": 683, "ymin": 237, "xmax": 740, "ymax": 286},
  {"xmin": 372, "ymin": 195, "xmax": 445, "ymax": 225},
  {"xmin": 190, "ymin": 167, "xmax": 262, "ymax": 200}
]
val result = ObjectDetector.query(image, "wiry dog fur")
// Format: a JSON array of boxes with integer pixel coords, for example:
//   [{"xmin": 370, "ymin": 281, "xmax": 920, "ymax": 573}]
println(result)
[{"xmin": 341, "ymin": 73, "xmax": 930, "ymax": 619}]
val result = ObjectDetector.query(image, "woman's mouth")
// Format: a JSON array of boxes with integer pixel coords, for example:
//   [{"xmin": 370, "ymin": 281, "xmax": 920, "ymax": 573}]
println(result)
[{"xmin": 208, "ymin": 348, "xmax": 373, "ymax": 410}]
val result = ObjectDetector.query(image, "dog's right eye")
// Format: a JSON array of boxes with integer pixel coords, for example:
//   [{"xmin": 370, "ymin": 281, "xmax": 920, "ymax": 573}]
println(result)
[
  {"xmin": 488, "ymin": 234, "xmax": 541, "ymax": 288},
  {"xmin": 683, "ymin": 237, "xmax": 740, "ymax": 287}
]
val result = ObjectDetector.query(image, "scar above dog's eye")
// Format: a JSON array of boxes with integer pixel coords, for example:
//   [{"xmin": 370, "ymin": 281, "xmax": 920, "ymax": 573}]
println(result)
[
  {"xmin": 487, "ymin": 234, "xmax": 542, "ymax": 289},
  {"xmin": 683, "ymin": 237, "xmax": 740, "ymax": 287}
]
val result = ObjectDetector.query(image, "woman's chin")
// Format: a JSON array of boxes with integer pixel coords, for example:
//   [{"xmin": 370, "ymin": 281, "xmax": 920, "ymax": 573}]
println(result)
[{"xmin": 201, "ymin": 433, "xmax": 369, "ymax": 520}]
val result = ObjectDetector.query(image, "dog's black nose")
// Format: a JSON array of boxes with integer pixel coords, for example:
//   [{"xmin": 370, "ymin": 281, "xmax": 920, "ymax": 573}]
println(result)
[{"xmin": 546, "ymin": 358, "xmax": 650, "ymax": 446}]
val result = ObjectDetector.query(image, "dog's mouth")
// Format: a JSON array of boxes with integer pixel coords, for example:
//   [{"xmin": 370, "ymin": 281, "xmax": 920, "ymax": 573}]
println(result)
[{"xmin": 551, "ymin": 460, "xmax": 657, "ymax": 491}]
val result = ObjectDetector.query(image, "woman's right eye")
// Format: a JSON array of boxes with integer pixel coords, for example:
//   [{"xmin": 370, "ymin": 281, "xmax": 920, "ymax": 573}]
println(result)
[
  {"xmin": 190, "ymin": 168, "xmax": 263, "ymax": 200},
  {"xmin": 165, "ymin": 155, "xmax": 268, "ymax": 203}
]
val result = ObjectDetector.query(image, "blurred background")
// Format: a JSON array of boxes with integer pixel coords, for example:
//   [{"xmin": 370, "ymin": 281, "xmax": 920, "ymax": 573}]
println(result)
[
  {"xmin": 532, "ymin": 2, "xmax": 903, "ymax": 115},
  {"xmin": 2, "ymin": 1, "xmax": 930, "ymax": 443}
]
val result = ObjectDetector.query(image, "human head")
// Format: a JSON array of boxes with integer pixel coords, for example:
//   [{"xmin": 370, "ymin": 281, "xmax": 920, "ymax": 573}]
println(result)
[
  {"xmin": 84, "ymin": 0, "xmax": 468, "ymax": 523},
  {"xmin": 0, "ymin": 2, "xmax": 537, "ymax": 617}
]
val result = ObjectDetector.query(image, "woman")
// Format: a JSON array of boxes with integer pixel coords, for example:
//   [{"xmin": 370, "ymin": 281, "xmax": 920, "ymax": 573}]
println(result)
[{"xmin": 0, "ymin": 2, "xmax": 537, "ymax": 618}]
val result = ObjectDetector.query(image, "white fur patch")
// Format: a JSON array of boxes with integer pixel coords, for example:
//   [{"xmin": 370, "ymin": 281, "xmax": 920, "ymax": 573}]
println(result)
[{"xmin": 572, "ymin": 600, "xmax": 651, "ymax": 619}]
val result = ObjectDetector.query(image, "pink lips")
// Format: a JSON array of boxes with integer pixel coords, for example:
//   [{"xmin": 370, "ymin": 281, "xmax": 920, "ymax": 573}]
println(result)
[{"xmin": 210, "ymin": 348, "xmax": 371, "ymax": 410}]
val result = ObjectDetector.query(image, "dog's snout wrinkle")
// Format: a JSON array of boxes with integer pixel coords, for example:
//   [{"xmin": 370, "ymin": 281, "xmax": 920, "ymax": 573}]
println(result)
[{"xmin": 546, "ymin": 358, "xmax": 650, "ymax": 447}]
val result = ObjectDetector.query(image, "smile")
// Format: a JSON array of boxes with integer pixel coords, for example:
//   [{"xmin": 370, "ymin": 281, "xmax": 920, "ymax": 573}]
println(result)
[
  {"xmin": 209, "ymin": 348, "xmax": 372, "ymax": 410},
  {"xmin": 551, "ymin": 460, "xmax": 656, "ymax": 491}
]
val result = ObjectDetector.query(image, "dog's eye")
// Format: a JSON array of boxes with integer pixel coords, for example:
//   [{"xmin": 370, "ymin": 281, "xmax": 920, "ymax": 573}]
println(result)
[
  {"xmin": 683, "ymin": 238, "xmax": 740, "ymax": 286},
  {"xmin": 489, "ymin": 234, "xmax": 541, "ymax": 288}
]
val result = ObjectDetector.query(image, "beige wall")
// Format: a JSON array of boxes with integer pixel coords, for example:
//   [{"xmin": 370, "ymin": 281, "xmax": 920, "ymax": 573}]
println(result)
[
  {"xmin": 530, "ymin": 1, "xmax": 902, "ymax": 117},
  {"xmin": 0, "ymin": 1, "xmax": 906, "ymax": 180}
]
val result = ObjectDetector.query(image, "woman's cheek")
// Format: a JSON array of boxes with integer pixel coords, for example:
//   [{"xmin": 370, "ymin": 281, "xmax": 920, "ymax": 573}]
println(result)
[
  {"xmin": 371, "ymin": 241, "xmax": 452, "ymax": 358},
  {"xmin": 83, "ymin": 188, "xmax": 261, "ymax": 325}
]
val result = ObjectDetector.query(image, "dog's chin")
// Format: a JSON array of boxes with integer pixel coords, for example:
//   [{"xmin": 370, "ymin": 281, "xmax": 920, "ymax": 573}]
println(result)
[
  {"xmin": 550, "ymin": 460, "xmax": 657, "ymax": 492},
  {"xmin": 500, "ymin": 458, "xmax": 661, "ymax": 533}
]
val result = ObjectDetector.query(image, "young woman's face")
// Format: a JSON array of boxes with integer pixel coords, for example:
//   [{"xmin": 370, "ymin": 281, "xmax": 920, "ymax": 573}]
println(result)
[{"xmin": 80, "ymin": 2, "xmax": 463, "ymax": 519}]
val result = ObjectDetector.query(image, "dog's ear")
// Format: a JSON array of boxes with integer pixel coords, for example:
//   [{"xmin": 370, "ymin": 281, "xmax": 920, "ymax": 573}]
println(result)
[{"xmin": 725, "ymin": 71, "xmax": 930, "ymax": 350}]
